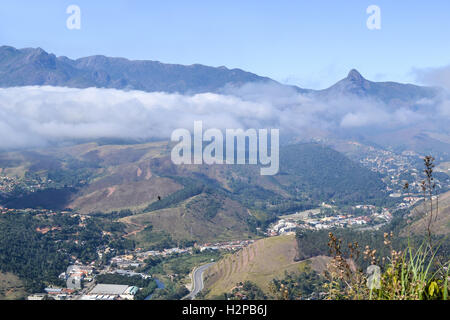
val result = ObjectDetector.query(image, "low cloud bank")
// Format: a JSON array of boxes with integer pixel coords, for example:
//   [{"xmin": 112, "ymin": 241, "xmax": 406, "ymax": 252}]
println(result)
[
  {"xmin": 414, "ymin": 65, "xmax": 450, "ymax": 91},
  {"xmin": 0, "ymin": 84, "xmax": 449, "ymax": 149}
]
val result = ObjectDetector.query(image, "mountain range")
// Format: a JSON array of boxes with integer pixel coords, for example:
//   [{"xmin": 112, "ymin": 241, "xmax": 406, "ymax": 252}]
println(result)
[
  {"xmin": 0, "ymin": 45, "xmax": 440, "ymax": 100},
  {"xmin": 0, "ymin": 45, "xmax": 278, "ymax": 94},
  {"xmin": 2, "ymin": 45, "xmax": 450, "ymax": 158}
]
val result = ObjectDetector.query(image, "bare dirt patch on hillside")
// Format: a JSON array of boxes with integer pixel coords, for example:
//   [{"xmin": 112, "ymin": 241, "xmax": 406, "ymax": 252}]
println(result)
[{"xmin": 0, "ymin": 272, "xmax": 26, "ymax": 300}]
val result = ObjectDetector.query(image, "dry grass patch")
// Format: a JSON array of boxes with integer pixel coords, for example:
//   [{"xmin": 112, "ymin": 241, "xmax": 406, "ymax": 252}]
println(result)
[
  {"xmin": 204, "ymin": 234, "xmax": 329, "ymax": 297},
  {"xmin": 0, "ymin": 272, "xmax": 26, "ymax": 300}
]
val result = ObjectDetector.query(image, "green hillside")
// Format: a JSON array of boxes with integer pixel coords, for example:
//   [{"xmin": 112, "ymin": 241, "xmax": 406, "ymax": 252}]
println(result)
[
  {"xmin": 277, "ymin": 143, "xmax": 387, "ymax": 205},
  {"xmin": 120, "ymin": 193, "xmax": 257, "ymax": 248},
  {"xmin": 0, "ymin": 141, "xmax": 389, "ymax": 247}
]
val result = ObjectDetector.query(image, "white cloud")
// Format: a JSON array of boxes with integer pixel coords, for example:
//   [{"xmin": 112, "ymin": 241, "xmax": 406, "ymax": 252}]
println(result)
[
  {"xmin": 0, "ymin": 84, "xmax": 448, "ymax": 149},
  {"xmin": 414, "ymin": 65, "xmax": 450, "ymax": 91}
]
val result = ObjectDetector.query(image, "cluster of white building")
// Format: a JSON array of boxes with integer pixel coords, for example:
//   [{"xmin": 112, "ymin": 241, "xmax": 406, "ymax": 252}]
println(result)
[
  {"xmin": 81, "ymin": 284, "xmax": 138, "ymax": 300},
  {"xmin": 199, "ymin": 240, "xmax": 255, "ymax": 252},
  {"xmin": 119, "ymin": 240, "xmax": 256, "ymax": 263},
  {"xmin": 396, "ymin": 196, "xmax": 425, "ymax": 210},
  {"xmin": 110, "ymin": 254, "xmax": 143, "ymax": 269},
  {"xmin": 60, "ymin": 264, "xmax": 94, "ymax": 290},
  {"xmin": 267, "ymin": 205, "xmax": 395, "ymax": 234},
  {"xmin": 268, "ymin": 219, "xmax": 298, "ymax": 236}
]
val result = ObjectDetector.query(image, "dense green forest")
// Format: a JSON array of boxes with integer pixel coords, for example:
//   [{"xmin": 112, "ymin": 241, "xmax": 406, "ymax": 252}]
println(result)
[
  {"xmin": 0, "ymin": 211, "xmax": 134, "ymax": 293},
  {"xmin": 2, "ymin": 187, "xmax": 77, "ymax": 210},
  {"xmin": 0, "ymin": 213, "xmax": 68, "ymax": 292},
  {"xmin": 95, "ymin": 273, "xmax": 155, "ymax": 288},
  {"xmin": 279, "ymin": 143, "xmax": 388, "ymax": 205}
]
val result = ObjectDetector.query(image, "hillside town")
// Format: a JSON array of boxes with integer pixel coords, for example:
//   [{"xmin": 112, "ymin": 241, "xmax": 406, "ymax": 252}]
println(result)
[
  {"xmin": 267, "ymin": 203, "xmax": 394, "ymax": 235},
  {"xmin": 0, "ymin": 172, "xmax": 53, "ymax": 194},
  {"xmin": 355, "ymin": 147, "xmax": 450, "ymax": 195},
  {"xmin": 26, "ymin": 239, "xmax": 255, "ymax": 300}
]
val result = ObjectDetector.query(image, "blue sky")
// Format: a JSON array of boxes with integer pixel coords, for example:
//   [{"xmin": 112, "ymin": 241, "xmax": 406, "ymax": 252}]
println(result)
[{"xmin": 0, "ymin": 0, "xmax": 449, "ymax": 89}]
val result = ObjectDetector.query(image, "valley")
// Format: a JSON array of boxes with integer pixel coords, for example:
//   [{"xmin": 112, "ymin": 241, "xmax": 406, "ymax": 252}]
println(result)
[
  {"xmin": 0, "ymin": 45, "xmax": 449, "ymax": 301},
  {"xmin": 0, "ymin": 137, "xmax": 448, "ymax": 300}
]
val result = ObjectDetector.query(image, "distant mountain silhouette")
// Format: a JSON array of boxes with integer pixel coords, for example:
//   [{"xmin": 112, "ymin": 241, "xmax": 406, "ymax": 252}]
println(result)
[
  {"xmin": 316, "ymin": 69, "xmax": 439, "ymax": 104},
  {"xmin": 0, "ymin": 45, "xmax": 441, "ymax": 102},
  {"xmin": 0, "ymin": 46, "xmax": 282, "ymax": 94}
]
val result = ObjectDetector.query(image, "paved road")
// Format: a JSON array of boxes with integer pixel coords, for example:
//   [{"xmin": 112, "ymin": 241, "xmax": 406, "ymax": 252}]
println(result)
[{"xmin": 184, "ymin": 262, "xmax": 215, "ymax": 300}]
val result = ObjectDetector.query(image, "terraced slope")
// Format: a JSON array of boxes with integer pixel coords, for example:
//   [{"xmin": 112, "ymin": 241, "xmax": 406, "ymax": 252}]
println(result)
[{"xmin": 203, "ymin": 234, "xmax": 329, "ymax": 297}]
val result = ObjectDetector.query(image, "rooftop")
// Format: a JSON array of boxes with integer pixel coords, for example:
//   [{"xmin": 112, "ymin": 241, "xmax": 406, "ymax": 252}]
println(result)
[{"xmin": 90, "ymin": 284, "xmax": 130, "ymax": 295}]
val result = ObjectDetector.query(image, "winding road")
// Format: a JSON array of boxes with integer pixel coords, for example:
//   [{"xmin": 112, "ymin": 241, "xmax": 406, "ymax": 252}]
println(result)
[{"xmin": 184, "ymin": 262, "xmax": 215, "ymax": 300}]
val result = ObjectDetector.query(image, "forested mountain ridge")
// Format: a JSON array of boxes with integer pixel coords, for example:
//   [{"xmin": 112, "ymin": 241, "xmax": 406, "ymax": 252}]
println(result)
[
  {"xmin": 0, "ymin": 46, "xmax": 282, "ymax": 94},
  {"xmin": 0, "ymin": 46, "xmax": 439, "ymax": 101}
]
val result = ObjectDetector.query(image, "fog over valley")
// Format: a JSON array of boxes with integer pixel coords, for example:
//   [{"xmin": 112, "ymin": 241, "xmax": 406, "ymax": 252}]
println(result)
[{"xmin": 0, "ymin": 79, "xmax": 449, "ymax": 151}]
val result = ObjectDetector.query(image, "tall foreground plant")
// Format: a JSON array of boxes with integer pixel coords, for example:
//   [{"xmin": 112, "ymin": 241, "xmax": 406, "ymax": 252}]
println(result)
[
  {"xmin": 324, "ymin": 233, "xmax": 448, "ymax": 300},
  {"xmin": 324, "ymin": 156, "xmax": 449, "ymax": 300}
]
